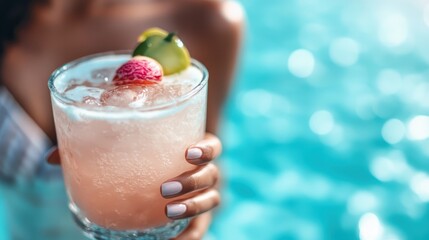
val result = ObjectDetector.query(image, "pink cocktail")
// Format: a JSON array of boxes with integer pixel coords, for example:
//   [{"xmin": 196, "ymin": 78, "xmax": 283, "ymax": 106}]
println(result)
[{"xmin": 48, "ymin": 51, "xmax": 208, "ymax": 239}]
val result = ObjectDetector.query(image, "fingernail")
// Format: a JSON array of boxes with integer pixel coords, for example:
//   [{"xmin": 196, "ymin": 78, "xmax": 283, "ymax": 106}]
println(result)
[
  {"xmin": 161, "ymin": 181, "xmax": 183, "ymax": 197},
  {"xmin": 186, "ymin": 147, "xmax": 203, "ymax": 160},
  {"xmin": 166, "ymin": 203, "xmax": 187, "ymax": 217}
]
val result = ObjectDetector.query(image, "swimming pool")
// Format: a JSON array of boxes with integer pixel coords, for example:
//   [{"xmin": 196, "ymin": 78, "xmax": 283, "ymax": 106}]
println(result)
[{"xmin": 208, "ymin": 0, "xmax": 429, "ymax": 239}]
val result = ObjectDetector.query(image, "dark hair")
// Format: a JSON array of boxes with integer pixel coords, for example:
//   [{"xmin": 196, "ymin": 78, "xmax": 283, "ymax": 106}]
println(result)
[{"xmin": 0, "ymin": 0, "xmax": 47, "ymax": 58}]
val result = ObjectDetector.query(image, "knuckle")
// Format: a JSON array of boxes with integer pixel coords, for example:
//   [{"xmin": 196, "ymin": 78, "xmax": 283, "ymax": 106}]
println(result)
[
  {"xmin": 213, "ymin": 135, "xmax": 222, "ymax": 148},
  {"xmin": 212, "ymin": 190, "xmax": 221, "ymax": 206},
  {"xmin": 187, "ymin": 230, "xmax": 203, "ymax": 240},
  {"xmin": 200, "ymin": 134, "xmax": 221, "ymax": 160},
  {"xmin": 208, "ymin": 133, "xmax": 222, "ymax": 148},
  {"xmin": 207, "ymin": 164, "xmax": 219, "ymax": 184},
  {"xmin": 202, "ymin": 145, "xmax": 214, "ymax": 160},
  {"xmin": 186, "ymin": 198, "xmax": 199, "ymax": 216},
  {"xmin": 189, "ymin": 173, "xmax": 198, "ymax": 190}
]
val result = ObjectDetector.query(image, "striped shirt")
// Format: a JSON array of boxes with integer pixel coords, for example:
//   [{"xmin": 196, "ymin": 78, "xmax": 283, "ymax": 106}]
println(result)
[
  {"xmin": 0, "ymin": 87, "xmax": 83, "ymax": 240},
  {"xmin": 0, "ymin": 87, "xmax": 60, "ymax": 183}
]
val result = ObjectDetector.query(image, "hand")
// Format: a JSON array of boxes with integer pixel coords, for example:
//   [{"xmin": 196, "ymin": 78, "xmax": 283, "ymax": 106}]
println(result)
[
  {"xmin": 47, "ymin": 133, "xmax": 222, "ymax": 240},
  {"xmin": 164, "ymin": 133, "xmax": 222, "ymax": 240}
]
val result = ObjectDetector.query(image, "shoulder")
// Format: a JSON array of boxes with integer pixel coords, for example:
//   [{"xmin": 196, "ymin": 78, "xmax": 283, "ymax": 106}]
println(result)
[
  {"xmin": 172, "ymin": 0, "xmax": 245, "ymax": 38},
  {"xmin": 170, "ymin": 0, "xmax": 245, "ymax": 64},
  {"xmin": 179, "ymin": 0, "xmax": 245, "ymax": 23},
  {"xmin": 169, "ymin": 1, "xmax": 245, "ymax": 132}
]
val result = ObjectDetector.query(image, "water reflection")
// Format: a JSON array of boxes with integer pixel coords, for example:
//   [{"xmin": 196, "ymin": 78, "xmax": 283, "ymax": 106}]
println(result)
[
  {"xmin": 381, "ymin": 119, "xmax": 405, "ymax": 144},
  {"xmin": 378, "ymin": 12, "xmax": 408, "ymax": 47},
  {"xmin": 329, "ymin": 38, "xmax": 360, "ymax": 67},
  {"xmin": 309, "ymin": 110, "xmax": 335, "ymax": 135},
  {"xmin": 288, "ymin": 49, "xmax": 315, "ymax": 78},
  {"xmin": 212, "ymin": 0, "xmax": 429, "ymax": 239}
]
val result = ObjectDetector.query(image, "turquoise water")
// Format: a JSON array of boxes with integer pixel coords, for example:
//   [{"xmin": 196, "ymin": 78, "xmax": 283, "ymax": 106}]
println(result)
[
  {"xmin": 209, "ymin": 0, "xmax": 429, "ymax": 239},
  {"xmin": 0, "ymin": 196, "xmax": 7, "ymax": 240},
  {"xmin": 2, "ymin": 0, "xmax": 429, "ymax": 239}
]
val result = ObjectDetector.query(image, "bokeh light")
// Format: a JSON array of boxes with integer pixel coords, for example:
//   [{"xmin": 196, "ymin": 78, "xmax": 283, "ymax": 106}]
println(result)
[
  {"xmin": 288, "ymin": 49, "xmax": 315, "ymax": 78},
  {"xmin": 211, "ymin": 0, "xmax": 429, "ymax": 239}
]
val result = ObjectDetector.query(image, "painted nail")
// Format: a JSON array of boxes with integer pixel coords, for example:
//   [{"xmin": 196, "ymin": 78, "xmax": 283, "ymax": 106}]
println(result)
[
  {"xmin": 161, "ymin": 181, "xmax": 183, "ymax": 197},
  {"xmin": 166, "ymin": 203, "xmax": 187, "ymax": 217},
  {"xmin": 186, "ymin": 147, "xmax": 203, "ymax": 160}
]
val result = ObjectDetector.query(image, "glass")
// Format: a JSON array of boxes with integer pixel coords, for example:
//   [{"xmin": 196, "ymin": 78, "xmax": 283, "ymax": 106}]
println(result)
[
  {"xmin": 48, "ymin": 51, "xmax": 208, "ymax": 240},
  {"xmin": 0, "ymin": 178, "xmax": 83, "ymax": 240}
]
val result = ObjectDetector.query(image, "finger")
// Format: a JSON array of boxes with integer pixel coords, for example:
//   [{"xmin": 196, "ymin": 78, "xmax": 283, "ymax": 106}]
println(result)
[
  {"xmin": 173, "ymin": 212, "xmax": 212, "ymax": 240},
  {"xmin": 166, "ymin": 189, "xmax": 220, "ymax": 219},
  {"xmin": 46, "ymin": 147, "xmax": 61, "ymax": 165},
  {"xmin": 161, "ymin": 163, "xmax": 219, "ymax": 198},
  {"xmin": 186, "ymin": 133, "xmax": 222, "ymax": 165}
]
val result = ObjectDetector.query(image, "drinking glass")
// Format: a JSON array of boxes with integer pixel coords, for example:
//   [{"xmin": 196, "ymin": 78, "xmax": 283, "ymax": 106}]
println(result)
[{"xmin": 48, "ymin": 51, "xmax": 208, "ymax": 240}]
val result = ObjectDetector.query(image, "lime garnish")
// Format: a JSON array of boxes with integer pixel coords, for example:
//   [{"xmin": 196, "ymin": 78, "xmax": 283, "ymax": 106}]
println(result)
[
  {"xmin": 137, "ymin": 28, "xmax": 168, "ymax": 43},
  {"xmin": 133, "ymin": 29, "xmax": 191, "ymax": 75}
]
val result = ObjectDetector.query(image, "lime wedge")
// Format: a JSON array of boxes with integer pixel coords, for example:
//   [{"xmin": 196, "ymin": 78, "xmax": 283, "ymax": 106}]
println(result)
[
  {"xmin": 137, "ymin": 27, "xmax": 168, "ymax": 43},
  {"xmin": 133, "ymin": 31, "xmax": 191, "ymax": 75}
]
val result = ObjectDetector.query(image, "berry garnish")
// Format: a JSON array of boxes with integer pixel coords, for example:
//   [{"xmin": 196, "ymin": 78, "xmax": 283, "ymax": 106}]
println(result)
[{"xmin": 113, "ymin": 56, "xmax": 163, "ymax": 85}]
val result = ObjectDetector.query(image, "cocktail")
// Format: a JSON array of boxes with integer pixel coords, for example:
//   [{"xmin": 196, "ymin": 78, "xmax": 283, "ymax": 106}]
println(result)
[{"xmin": 48, "ymin": 29, "xmax": 208, "ymax": 239}]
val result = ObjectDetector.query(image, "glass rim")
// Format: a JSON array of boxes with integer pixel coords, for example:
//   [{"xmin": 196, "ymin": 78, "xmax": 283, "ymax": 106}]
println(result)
[{"xmin": 48, "ymin": 50, "xmax": 208, "ymax": 113}]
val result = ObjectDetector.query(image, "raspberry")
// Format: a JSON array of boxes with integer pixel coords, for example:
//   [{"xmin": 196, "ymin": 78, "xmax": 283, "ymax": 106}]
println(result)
[{"xmin": 113, "ymin": 56, "xmax": 163, "ymax": 85}]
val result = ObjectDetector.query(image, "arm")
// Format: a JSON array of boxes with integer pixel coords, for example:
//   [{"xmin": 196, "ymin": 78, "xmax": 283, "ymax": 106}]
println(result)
[
  {"xmin": 169, "ymin": 1, "xmax": 245, "ymax": 239},
  {"xmin": 171, "ymin": 0, "xmax": 245, "ymax": 132},
  {"xmin": 47, "ymin": 2, "xmax": 245, "ymax": 240}
]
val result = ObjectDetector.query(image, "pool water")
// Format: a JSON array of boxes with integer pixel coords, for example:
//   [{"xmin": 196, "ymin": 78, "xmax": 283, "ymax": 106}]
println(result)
[
  {"xmin": 208, "ymin": 0, "xmax": 429, "ymax": 239},
  {"xmin": 0, "ymin": 197, "xmax": 6, "ymax": 240}
]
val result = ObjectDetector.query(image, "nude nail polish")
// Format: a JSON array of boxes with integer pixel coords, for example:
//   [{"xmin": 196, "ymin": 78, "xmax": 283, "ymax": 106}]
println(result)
[
  {"xmin": 166, "ymin": 204, "xmax": 187, "ymax": 217},
  {"xmin": 186, "ymin": 147, "xmax": 202, "ymax": 160},
  {"xmin": 161, "ymin": 181, "xmax": 183, "ymax": 197}
]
